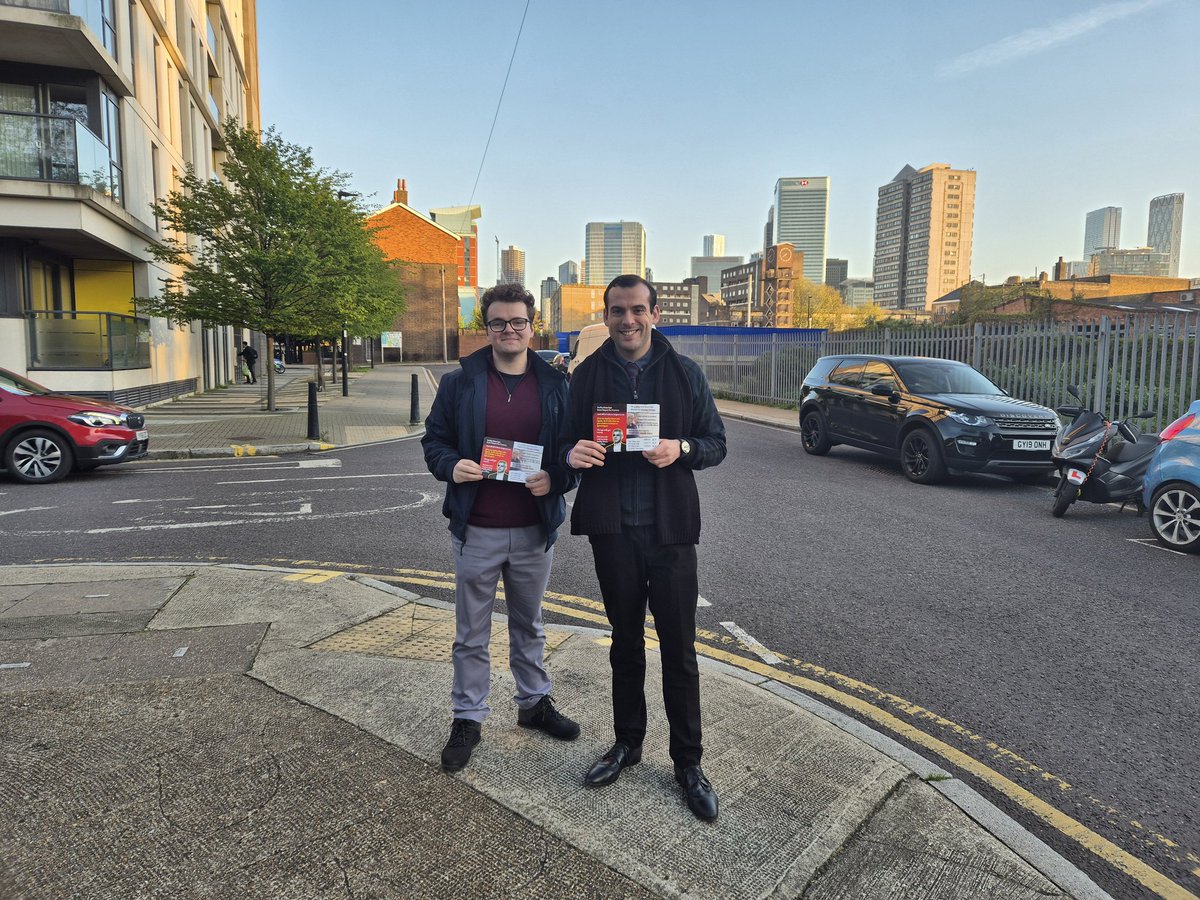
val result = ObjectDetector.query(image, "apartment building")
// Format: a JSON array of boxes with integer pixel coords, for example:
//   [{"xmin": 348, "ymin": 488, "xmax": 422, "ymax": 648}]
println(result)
[
  {"xmin": 0, "ymin": 0, "xmax": 260, "ymax": 401},
  {"xmin": 872, "ymin": 163, "xmax": 975, "ymax": 311}
]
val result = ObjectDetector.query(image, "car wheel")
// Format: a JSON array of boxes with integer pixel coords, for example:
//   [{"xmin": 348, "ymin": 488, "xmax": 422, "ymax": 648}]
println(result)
[
  {"xmin": 800, "ymin": 409, "xmax": 832, "ymax": 456},
  {"xmin": 900, "ymin": 428, "xmax": 947, "ymax": 484},
  {"xmin": 1149, "ymin": 482, "xmax": 1200, "ymax": 552},
  {"xmin": 5, "ymin": 429, "xmax": 75, "ymax": 484}
]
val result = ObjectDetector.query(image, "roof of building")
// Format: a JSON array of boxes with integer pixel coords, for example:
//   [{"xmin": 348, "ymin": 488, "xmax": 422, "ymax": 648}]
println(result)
[{"xmin": 366, "ymin": 202, "xmax": 462, "ymax": 241}]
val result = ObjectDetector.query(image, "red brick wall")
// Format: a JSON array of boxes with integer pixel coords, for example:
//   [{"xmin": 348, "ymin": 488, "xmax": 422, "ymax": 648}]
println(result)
[
  {"xmin": 391, "ymin": 262, "xmax": 460, "ymax": 361},
  {"xmin": 369, "ymin": 205, "xmax": 459, "ymax": 267}
]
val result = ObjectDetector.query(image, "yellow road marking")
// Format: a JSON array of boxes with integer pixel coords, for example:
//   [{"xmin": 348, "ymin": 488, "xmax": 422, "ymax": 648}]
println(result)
[
  {"xmin": 273, "ymin": 560, "xmax": 1198, "ymax": 897},
  {"xmin": 281, "ymin": 569, "xmax": 341, "ymax": 584}
]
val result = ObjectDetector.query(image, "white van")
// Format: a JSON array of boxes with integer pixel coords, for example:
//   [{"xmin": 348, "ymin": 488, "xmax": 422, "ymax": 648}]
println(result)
[{"xmin": 567, "ymin": 323, "xmax": 609, "ymax": 377}]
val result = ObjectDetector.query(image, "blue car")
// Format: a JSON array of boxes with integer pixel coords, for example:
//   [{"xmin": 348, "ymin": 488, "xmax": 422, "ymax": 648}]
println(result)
[{"xmin": 1143, "ymin": 399, "xmax": 1200, "ymax": 552}]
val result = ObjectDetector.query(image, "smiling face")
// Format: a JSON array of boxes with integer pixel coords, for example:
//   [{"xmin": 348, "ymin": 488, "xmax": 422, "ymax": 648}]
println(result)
[
  {"xmin": 603, "ymin": 282, "xmax": 660, "ymax": 362},
  {"xmin": 485, "ymin": 299, "xmax": 533, "ymax": 360}
]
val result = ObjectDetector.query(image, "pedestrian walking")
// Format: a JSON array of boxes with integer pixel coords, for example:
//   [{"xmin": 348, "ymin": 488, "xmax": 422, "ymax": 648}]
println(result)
[
  {"xmin": 422, "ymin": 283, "xmax": 581, "ymax": 772},
  {"xmin": 564, "ymin": 273, "xmax": 727, "ymax": 821},
  {"xmin": 239, "ymin": 341, "xmax": 258, "ymax": 384}
]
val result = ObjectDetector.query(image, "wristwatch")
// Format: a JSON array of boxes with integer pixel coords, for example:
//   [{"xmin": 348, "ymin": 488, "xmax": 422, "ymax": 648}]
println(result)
[{"xmin": 679, "ymin": 439, "xmax": 692, "ymax": 459}]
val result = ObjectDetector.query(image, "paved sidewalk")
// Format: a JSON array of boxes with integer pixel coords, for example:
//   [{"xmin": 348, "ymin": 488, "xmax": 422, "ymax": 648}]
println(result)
[
  {"xmin": 141, "ymin": 364, "xmax": 437, "ymax": 459},
  {"xmin": 0, "ymin": 563, "xmax": 1108, "ymax": 899}
]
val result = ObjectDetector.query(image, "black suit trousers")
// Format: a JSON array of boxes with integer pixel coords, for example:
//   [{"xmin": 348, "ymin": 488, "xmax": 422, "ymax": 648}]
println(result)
[{"xmin": 588, "ymin": 526, "xmax": 702, "ymax": 767}]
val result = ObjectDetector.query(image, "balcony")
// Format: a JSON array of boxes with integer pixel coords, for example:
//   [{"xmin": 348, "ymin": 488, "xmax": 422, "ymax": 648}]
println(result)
[
  {"xmin": 27, "ymin": 310, "xmax": 150, "ymax": 370},
  {"xmin": 0, "ymin": 111, "xmax": 123, "ymax": 203},
  {"xmin": 0, "ymin": 0, "xmax": 132, "ymax": 96}
]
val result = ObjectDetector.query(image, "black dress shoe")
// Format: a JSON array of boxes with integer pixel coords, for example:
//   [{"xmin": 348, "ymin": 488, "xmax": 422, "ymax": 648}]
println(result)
[
  {"xmin": 675, "ymin": 765, "xmax": 718, "ymax": 820},
  {"xmin": 584, "ymin": 741, "xmax": 642, "ymax": 786}
]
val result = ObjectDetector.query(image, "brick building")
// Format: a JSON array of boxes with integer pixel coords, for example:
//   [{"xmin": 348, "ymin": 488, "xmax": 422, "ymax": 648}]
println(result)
[{"xmin": 367, "ymin": 180, "xmax": 461, "ymax": 360}]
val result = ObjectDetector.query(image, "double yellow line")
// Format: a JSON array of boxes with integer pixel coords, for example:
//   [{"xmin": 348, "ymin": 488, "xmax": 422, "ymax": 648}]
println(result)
[{"xmin": 273, "ymin": 560, "xmax": 1197, "ymax": 899}]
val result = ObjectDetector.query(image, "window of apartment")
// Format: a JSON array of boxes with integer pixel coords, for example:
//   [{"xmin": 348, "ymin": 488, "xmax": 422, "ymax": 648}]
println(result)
[{"xmin": 150, "ymin": 142, "xmax": 161, "ymax": 229}]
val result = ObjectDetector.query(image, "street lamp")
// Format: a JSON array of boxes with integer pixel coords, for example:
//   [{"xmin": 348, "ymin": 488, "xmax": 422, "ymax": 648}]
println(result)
[
  {"xmin": 336, "ymin": 190, "xmax": 360, "ymax": 201},
  {"xmin": 336, "ymin": 190, "xmax": 360, "ymax": 394}
]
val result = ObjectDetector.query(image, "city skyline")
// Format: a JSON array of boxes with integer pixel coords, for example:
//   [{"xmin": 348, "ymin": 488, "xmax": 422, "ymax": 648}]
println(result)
[{"xmin": 258, "ymin": 1, "xmax": 1199, "ymax": 292}]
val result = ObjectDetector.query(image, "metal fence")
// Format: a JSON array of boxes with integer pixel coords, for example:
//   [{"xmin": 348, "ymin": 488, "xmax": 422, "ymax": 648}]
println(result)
[{"xmin": 663, "ymin": 313, "xmax": 1200, "ymax": 431}]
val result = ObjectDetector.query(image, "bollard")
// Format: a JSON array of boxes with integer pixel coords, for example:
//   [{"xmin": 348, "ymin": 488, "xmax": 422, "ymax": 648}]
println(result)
[
  {"xmin": 409, "ymin": 374, "xmax": 421, "ymax": 425},
  {"xmin": 306, "ymin": 382, "xmax": 320, "ymax": 440}
]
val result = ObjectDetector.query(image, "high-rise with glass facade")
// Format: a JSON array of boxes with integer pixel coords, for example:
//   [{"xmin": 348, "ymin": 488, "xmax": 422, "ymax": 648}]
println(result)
[
  {"xmin": 702, "ymin": 234, "xmax": 725, "ymax": 257},
  {"xmin": 1084, "ymin": 207, "xmax": 1122, "ymax": 259},
  {"xmin": 1147, "ymin": 193, "xmax": 1184, "ymax": 278},
  {"xmin": 0, "ymin": 0, "xmax": 261, "ymax": 399},
  {"xmin": 558, "ymin": 259, "xmax": 579, "ymax": 285},
  {"xmin": 768, "ymin": 177, "xmax": 829, "ymax": 284},
  {"xmin": 584, "ymin": 221, "xmax": 646, "ymax": 286}
]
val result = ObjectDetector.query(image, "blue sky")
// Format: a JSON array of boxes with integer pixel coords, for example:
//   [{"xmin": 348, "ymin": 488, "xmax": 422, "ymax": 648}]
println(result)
[{"xmin": 259, "ymin": 0, "xmax": 1199, "ymax": 289}]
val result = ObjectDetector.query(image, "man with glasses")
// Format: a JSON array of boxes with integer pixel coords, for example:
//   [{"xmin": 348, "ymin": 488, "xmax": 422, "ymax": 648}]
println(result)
[{"xmin": 423, "ymin": 283, "xmax": 580, "ymax": 771}]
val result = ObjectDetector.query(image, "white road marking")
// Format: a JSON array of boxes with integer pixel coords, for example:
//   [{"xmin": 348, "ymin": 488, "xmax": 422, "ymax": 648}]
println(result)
[
  {"xmin": 0, "ymin": 662, "xmax": 32, "ymax": 669},
  {"xmin": 1126, "ymin": 537, "xmax": 1189, "ymax": 556},
  {"xmin": 719, "ymin": 621, "xmax": 782, "ymax": 666},
  {"xmin": 5, "ymin": 492, "xmax": 440, "ymax": 536},
  {"xmin": 113, "ymin": 497, "xmax": 197, "ymax": 504},
  {"xmin": 140, "ymin": 458, "xmax": 342, "ymax": 474},
  {"xmin": 697, "ymin": 594, "xmax": 711, "ymax": 607},
  {"xmin": 182, "ymin": 502, "xmax": 313, "ymax": 516},
  {"xmin": 172, "ymin": 647, "xmax": 188, "ymax": 658},
  {"xmin": 84, "ymin": 594, "xmax": 110, "ymax": 599},
  {"xmin": 219, "ymin": 472, "xmax": 429, "ymax": 485},
  {"xmin": 0, "ymin": 506, "xmax": 56, "ymax": 517}
]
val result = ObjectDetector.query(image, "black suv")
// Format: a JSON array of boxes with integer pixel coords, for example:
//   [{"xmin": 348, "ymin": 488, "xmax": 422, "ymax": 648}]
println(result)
[{"xmin": 798, "ymin": 355, "xmax": 1059, "ymax": 484}]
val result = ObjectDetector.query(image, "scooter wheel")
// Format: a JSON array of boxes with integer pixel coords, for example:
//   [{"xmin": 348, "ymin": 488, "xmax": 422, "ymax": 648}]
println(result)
[{"xmin": 1052, "ymin": 486, "xmax": 1076, "ymax": 518}]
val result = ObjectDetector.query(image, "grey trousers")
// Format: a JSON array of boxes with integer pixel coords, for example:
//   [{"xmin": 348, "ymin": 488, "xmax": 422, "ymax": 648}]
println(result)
[{"xmin": 451, "ymin": 524, "xmax": 554, "ymax": 722}]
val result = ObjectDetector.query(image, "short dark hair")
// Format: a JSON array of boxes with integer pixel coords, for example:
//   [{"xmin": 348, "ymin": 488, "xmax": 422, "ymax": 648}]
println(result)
[
  {"xmin": 603, "ymin": 274, "xmax": 657, "ymax": 310},
  {"xmin": 481, "ymin": 283, "xmax": 535, "ymax": 320}
]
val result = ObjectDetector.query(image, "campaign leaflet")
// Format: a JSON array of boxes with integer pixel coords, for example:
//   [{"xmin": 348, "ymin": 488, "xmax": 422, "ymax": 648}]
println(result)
[
  {"xmin": 479, "ymin": 437, "xmax": 542, "ymax": 483},
  {"xmin": 592, "ymin": 403, "xmax": 660, "ymax": 452}
]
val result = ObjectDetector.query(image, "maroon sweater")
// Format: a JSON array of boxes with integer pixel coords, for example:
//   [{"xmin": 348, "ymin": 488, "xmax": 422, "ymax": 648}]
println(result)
[{"xmin": 468, "ymin": 365, "xmax": 542, "ymax": 528}]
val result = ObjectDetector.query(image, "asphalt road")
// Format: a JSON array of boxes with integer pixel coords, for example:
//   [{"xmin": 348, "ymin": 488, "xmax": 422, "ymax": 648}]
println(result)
[{"xmin": 0, "ymin": 420, "xmax": 1196, "ymax": 899}]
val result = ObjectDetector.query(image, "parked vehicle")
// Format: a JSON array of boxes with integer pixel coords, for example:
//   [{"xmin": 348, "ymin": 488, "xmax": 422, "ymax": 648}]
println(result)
[
  {"xmin": 1142, "ymin": 400, "xmax": 1200, "ymax": 552},
  {"xmin": 798, "ymin": 355, "xmax": 1059, "ymax": 484},
  {"xmin": 1050, "ymin": 385, "xmax": 1159, "ymax": 518},
  {"xmin": 535, "ymin": 348, "xmax": 569, "ymax": 377},
  {"xmin": 273, "ymin": 355, "xmax": 286, "ymax": 374},
  {"xmin": 0, "ymin": 368, "xmax": 149, "ymax": 484},
  {"xmin": 568, "ymin": 323, "xmax": 609, "ymax": 377}
]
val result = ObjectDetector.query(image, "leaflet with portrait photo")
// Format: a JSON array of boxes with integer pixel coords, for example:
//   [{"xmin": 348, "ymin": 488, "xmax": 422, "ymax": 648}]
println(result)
[
  {"xmin": 479, "ymin": 437, "xmax": 542, "ymax": 483},
  {"xmin": 593, "ymin": 403, "xmax": 660, "ymax": 451}
]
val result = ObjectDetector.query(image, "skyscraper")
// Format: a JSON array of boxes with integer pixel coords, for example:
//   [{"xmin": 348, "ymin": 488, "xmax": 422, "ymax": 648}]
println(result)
[
  {"xmin": 872, "ymin": 163, "xmax": 976, "ymax": 311},
  {"xmin": 558, "ymin": 260, "xmax": 579, "ymax": 285},
  {"xmin": 501, "ymin": 245, "xmax": 526, "ymax": 286},
  {"xmin": 703, "ymin": 234, "xmax": 725, "ymax": 256},
  {"xmin": 768, "ymin": 177, "xmax": 829, "ymax": 284},
  {"xmin": 1084, "ymin": 207, "xmax": 1122, "ymax": 259},
  {"xmin": 428, "ymin": 204, "xmax": 482, "ymax": 289},
  {"xmin": 825, "ymin": 258, "xmax": 848, "ymax": 288},
  {"xmin": 584, "ymin": 221, "xmax": 646, "ymax": 286},
  {"xmin": 1147, "ymin": 193, "xmax": 1184, "ymax": 278}
]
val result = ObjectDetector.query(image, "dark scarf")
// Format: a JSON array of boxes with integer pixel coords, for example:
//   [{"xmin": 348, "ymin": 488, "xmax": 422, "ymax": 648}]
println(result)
[{"xmin": 570, "ymin": 334, "xmax": 702, "ymax": 544}]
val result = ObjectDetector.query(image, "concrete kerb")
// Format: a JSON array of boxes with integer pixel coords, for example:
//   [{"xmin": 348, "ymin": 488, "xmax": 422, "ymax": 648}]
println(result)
[{"xmin": 0, "ymin": 561, "xmax": 1109, "ymax": 898}]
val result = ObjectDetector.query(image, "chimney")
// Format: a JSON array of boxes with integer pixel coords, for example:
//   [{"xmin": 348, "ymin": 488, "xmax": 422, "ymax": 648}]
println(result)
[{"xmin": 393, "ymin": 178, "xmax": 408, "ymax": 206}]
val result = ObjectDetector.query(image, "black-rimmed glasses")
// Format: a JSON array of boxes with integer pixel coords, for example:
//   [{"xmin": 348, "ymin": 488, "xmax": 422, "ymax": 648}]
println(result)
[{"xmin": 486, "ymin": 318, "xmax": 531, "ymax": 333}]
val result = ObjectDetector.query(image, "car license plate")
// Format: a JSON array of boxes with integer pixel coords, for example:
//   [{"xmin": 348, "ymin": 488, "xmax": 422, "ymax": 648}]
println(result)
[
  {"xmin": 136, "ymin": 429, "xmax": 148, "ymax": 441},
  {"xmin": 1012, "ymin": 439, "xmax": 1050, "ymax": 451}
]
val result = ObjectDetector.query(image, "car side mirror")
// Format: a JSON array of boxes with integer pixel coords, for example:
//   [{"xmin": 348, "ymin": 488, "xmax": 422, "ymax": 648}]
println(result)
[
  {"xmin": 1134, "ymin": 410, "xmax": 1154, "ymax": 419},
  {"xmin": 1067, "ymin": 384, "xmax": 1082, "ymax": 401},
  {"xmin": 869, "ymin": 383, "xmax": 895, "ymax": 396}
]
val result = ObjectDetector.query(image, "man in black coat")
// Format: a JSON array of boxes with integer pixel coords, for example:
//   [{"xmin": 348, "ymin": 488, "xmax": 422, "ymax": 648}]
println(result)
[
  {"xmin": 239, "ymin": 341, "xmax": 258, "ymax": 383},
  {"xmin": 564, "ymin": 274, "xmax": 727, "ymax": 821}
]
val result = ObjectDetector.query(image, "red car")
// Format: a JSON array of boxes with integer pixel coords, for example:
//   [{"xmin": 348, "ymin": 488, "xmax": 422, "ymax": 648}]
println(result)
[{"xmin": 0, "ymin": 368, "xmax": 149, "ymax": 484}]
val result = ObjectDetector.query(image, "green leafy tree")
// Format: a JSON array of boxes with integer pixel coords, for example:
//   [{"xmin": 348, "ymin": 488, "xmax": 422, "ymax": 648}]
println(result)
[{"xmin": 139, "ymin": 120, "xmax": 405, "ymax": 409}]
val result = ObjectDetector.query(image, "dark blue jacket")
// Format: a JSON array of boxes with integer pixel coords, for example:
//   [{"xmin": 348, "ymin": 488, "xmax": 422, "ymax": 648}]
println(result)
[{"xmin": 422, "ymin": 346, "xmax": 577, "ymax": 549}]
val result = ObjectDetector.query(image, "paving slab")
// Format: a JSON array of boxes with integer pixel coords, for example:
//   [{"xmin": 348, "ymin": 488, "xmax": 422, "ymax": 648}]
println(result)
[
  {"xmin": 0, "ymin": 576, "xmax": 184, "ymax": 618},
  {"xmin": 0, "ymin": 675, "xmax": 656, "ymax": 899}
]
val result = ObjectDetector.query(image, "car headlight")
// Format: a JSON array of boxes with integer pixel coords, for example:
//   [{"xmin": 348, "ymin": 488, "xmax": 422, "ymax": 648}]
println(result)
[
  {"xmin": 947, "ymin": 411, "xmax": 993, "ymax": 427},
  {"xmin": 68, "ymin": 411, "xmax": 126, "ymax": 427}
]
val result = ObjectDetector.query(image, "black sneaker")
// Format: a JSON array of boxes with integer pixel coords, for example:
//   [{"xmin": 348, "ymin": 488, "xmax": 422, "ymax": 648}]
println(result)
[
  {"xmin": 517, "ymin": 695, "xmax": 581, "ymax": 740},
  {"xmin": 441, "ymin": 718, "xmax": 481, "ymax": 771}
]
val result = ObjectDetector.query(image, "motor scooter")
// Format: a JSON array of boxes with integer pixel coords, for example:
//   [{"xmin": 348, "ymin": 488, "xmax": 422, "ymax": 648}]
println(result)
[{"xmin": 1051, "ymin": 385, "xmax": 1159, "ymax": 518}]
